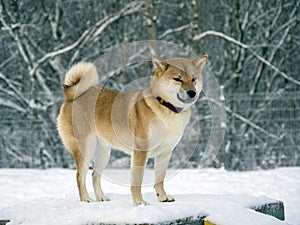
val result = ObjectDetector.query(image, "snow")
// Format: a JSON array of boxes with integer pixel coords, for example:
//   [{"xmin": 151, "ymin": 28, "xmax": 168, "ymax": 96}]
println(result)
[{"xmin": 0, "ymin": 168, "xmax": 299, "ymax": 225}]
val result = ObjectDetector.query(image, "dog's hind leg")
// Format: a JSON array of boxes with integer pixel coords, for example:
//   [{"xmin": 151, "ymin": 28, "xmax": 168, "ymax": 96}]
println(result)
[
  {"xmin": 74, "ymin": 135, "xmax": 97, "ymax": 202},
  {"xmin": 74, "ymin": 152, "xmax": 94, "ymax": 202},
  {"xmin": 154, "ymin": 151, "xmax": 175, "ymax": 202},
  {"xmin": 92, "ymin": 141, "xmax": 111, "ymax": 201}
]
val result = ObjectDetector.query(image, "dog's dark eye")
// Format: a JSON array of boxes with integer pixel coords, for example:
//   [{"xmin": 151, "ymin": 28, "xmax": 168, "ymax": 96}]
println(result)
[
  {"xmin": 192, "ymin": 78, "xmax": 196, "ymax": 82},
  {"xmin": 173, "ymin": 77, "xmax": 183, "ymax": 82}
]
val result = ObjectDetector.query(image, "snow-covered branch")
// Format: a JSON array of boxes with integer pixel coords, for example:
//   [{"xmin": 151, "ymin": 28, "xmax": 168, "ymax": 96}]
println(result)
[
  {"xmin": 250, "ymin": 1, "xmax": 299, "ymax": 95},
  {"xmin": 208, "ymin": 97, "xmax": 279, "ymax": 139},
  {"xmin": 225, "ymin": 105, "xmax": 278, "ymax": 139},
  {"xmin": 194, "ymin": 31, "xmax": 300, "ymax": 86},
  {"xmin": 0, "ymin": 98, "xmax": 26, "ymax": 113},
  {"xmin": 36, "ymin": 1, "xmax": 143, "ymax": 68},
  {"xmin": 91, "ymin": 1, "xmax": 143, "ymax": 39},
  {"xmin": 0, "ymin": 73, "xmax": 29, "ymax": 110},
  {"xmin": 41, "ymin": 0, "xmax": 61, "ymax": 40},
  {"xmin": 30, "ymin": 29, "xmax": 90, "ymax": 76},
  {"xmin": 159, "ymin": 24, "xmax": 189, "ymax": 39}
]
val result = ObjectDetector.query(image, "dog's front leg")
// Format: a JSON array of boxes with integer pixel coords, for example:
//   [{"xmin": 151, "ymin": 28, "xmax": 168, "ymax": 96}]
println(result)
[
  {"xmin": 154, "ymin": 151, "xmax": 175, "ymax": 202},
  {"xmin": 131, "ymin": 149, "xmax": 148, "ymax": 206}
]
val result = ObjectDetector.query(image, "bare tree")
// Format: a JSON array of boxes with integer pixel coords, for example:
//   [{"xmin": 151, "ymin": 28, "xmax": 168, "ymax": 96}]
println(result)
[
  {"xmin": 144, "ymin": 0, "xmax": 158, "ymax": 53},
  {"xmin": 194, "ymin": 0, "xmax": 300, "ymax": 170},
  {"xmin": 189, "ymin": 0, "xmax": 201, "ymax": 53},
  {"xmin": 0, "ymin": 0, "xmax": 144, "ymax": 168}
]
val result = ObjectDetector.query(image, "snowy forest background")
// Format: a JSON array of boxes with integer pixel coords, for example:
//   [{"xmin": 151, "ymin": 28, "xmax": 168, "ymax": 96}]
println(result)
[{"xmin": 0, "ymin": 0, "xmax": 299, "ymax": 170}]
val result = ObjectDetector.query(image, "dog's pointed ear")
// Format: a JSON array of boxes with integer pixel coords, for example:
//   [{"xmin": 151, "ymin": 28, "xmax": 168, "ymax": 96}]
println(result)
[
  {"xmin": 193, "ymin": 54, "xmax": 208, "ymax": 71},
  {"xmin": 152, "ymin": 55, "xmax": 167, "ymax": 72}
]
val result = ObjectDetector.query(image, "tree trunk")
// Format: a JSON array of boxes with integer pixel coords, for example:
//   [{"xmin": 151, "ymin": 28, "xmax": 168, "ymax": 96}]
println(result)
[
  {"xmin": 144, "ymin": 0, "xmax": 158, "ymax": 54},
  {"xmin": 189, "ymin": 0, "xmax": 201, "ymax": 54}
]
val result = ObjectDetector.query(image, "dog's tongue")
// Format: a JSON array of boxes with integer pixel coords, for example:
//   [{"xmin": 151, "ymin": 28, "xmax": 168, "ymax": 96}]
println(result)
[{"xmin": 156, "ymin": 97, "xmax": 183, "ymax": 113}]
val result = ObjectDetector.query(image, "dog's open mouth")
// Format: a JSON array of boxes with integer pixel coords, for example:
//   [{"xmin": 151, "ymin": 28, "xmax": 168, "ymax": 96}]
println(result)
[{"xmin": 177, "ymin": 94, "xmax": 196, "ymax": 104}]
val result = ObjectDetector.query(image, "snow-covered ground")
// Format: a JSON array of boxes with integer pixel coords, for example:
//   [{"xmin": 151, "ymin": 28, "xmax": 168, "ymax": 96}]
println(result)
[{"xmin": 0, "ymin": 168, "xmax": 299, "ymax": 225}]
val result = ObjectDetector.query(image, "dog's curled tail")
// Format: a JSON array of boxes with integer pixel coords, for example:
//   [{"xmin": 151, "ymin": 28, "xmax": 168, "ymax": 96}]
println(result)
[{"xmin": 62, "ymin": 62, "xmax": 98, "ymax": 101}]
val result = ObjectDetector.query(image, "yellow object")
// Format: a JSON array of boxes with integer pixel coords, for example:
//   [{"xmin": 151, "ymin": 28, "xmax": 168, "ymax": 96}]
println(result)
[{"xmin": 204, "ymin": 220, "xmax": 216, "ymax": 225}]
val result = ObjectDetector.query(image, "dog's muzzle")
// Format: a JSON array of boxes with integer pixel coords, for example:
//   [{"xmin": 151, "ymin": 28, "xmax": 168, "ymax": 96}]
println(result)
[{"xmin": 177, "ymin": 89, "xmax": 197, "ymax": 104}]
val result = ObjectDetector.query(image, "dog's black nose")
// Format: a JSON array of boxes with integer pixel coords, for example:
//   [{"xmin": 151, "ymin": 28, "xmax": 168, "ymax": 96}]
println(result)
[{"xmin": 187, "ymin": 90, "xmax": 196, "ymax": 98}]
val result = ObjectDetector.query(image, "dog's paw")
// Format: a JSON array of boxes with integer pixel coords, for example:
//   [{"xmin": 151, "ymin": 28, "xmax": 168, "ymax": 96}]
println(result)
[
  {"xmin": 133, "ymin": 198, "xmax": 149, "ymax": 206},
  {"xmin": 158, "ymin": 194, "xmax": 175, "ymax": 203},
  {"xmin": 82, "ymin": 197, "xmax": 95, "ymax": 203},
  {"xmin": 97, "ymin": 195, "xmax": 110, "ymax": 202}
]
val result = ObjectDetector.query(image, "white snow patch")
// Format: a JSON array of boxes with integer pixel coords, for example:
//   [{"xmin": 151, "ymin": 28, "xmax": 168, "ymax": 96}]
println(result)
[{"xmin": 0, "ymin": 168, "xmax": 299, "ymax": 225}]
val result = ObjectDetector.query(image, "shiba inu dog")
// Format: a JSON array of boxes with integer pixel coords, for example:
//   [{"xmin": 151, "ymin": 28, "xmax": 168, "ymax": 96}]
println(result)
[{"xmin": 57, "ymin": 55, "xmax": 208, "ymax": 206}]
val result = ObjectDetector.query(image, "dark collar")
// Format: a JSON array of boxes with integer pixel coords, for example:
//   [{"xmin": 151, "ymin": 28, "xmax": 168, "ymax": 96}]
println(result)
[{"xmin": 156, "ymin": 97, "xmax": 183, "ymax": 113}]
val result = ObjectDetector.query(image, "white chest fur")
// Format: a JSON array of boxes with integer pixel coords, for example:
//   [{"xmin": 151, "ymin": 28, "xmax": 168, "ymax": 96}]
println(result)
[{"xmin": 147, "ymin": 109, "xmax": 191, "ymax": 157}]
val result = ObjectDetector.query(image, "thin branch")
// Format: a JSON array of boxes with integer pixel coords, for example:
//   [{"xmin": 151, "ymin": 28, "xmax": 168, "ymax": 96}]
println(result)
[
  {"xmin": 0, "ymin": 98, "xmax": 26, "ymax": 113},
  {"xmin": 35, "ymin": 1, "xmax": 143, "ymax": 71},
  {"xmin": 29, "ymin": 28, "xmax": 87, "ymax": 77},
  {"xmin": 31, "ymin": 29, "xmax": 89, "ymax": 75},
  {"xmin": 246, "ymin": 1, "xmax": 294, "ymax": 29},
  {"xmin": 0, "ymin": 72, "xmax": 29, "ymax": 109},
  {"xmin": 249, "ymin": 0, "xmax": 283, "ymax": 95},
  {"xmin": 90, "ymin": 1, "xmax": 143, "ymax": 40},
  {"xmin": 225, "ymin": 105, "xmax": 278, "ymax": 139},
  {"xmin": 159, "ymin": 24, "xmax": 189, "ymax": 39},
  {"xmin": 194, "ymin": 30, "xmax": 300, "ymax": 86},
  {"xmin": 0, "ymin": 3, "xmax": 33, "ymax": 67},
  {"xmin": 68, "ymin": 1, "xmax": 143, "ymax": 65},
  {"xmin": 208, "ymin": 98, "xmax": 279, "ymax": 139}
]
